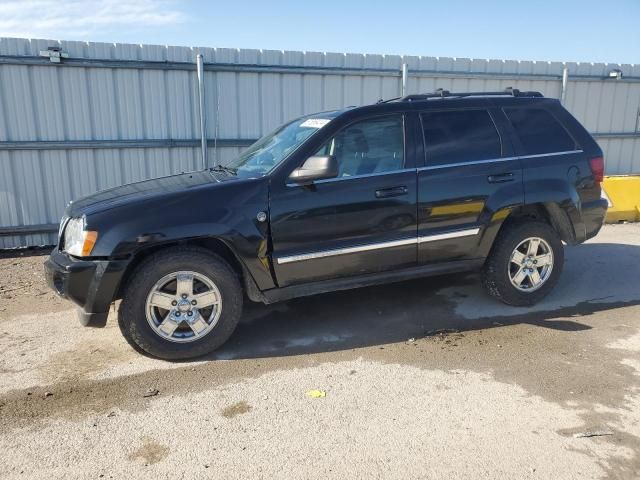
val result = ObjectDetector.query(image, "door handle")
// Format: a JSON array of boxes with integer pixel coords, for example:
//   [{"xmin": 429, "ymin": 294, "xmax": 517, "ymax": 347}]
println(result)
[
  {"xmin": 375, "ymin": 186, "xmax": 408, "ymax": 198},
  {"xmin": 487, "ymin": 172, "xmax": 515, "ymax": 183}
]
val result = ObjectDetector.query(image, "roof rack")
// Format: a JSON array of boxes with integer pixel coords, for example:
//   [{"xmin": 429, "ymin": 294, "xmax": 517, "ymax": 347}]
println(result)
[{"xmin": 379, "ymin": 87, "xmax": 544, "ymax": 103}]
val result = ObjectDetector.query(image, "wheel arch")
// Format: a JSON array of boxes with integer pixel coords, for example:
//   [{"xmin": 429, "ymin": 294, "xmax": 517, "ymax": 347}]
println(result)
[
  {"xmin": 479, "ymin": 202, "xmax": 577, "ymax": 258},
  {"xmin": 505, "ymin": 203, "xmax": 575, "ymax": 241},
  {"xmin": 115, "ymin": 237, "xmax": 266, "ymax": 303}
]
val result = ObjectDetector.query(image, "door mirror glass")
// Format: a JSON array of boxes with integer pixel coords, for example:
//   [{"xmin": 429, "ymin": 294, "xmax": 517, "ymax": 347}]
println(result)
[{"xmin": 288, "ymin": 155, "xmax": 338, "ymax": 184}]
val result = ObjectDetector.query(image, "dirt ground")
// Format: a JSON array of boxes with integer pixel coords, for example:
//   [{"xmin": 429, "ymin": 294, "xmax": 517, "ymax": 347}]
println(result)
[
  {"xmin": 0, "ymin": 248, "xmax": 68, "ymax": 317},
  {"xmin": 0, "ymin": 224, "xmax": 639, "ymax": 479}
]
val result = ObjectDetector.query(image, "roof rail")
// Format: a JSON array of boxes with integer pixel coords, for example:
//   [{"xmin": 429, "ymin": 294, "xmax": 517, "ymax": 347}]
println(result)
[{"xmin": 388, "ymin": 87, "xmax": 544, "ymax": 103}]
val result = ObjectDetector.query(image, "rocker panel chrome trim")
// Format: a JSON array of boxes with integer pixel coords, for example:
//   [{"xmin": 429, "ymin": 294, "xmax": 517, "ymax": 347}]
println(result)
[
  {"xmin": 417, "ymin": 227, "xmax": 480, "ymax": 243},
  {"xmin": 276, "ymin": 228, "xmax": 481, "ymax": 264},
  {"xmin": 276, "ymin": 237, "xmax": 416, "ymax": 264}
]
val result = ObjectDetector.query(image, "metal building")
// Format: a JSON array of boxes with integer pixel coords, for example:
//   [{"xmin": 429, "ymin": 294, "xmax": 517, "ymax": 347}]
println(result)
[{"xmin": 1, "ymin": 37, "xmax": 639, "ymax": 248}]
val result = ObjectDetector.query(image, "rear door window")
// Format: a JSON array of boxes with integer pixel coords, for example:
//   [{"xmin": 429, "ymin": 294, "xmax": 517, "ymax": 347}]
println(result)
[
  {"xmin": 503, "ymin": 107, "xmax": 577, "ymax": 155},
  {"xmin": 420, "ymin": 110, "xmax": 502, "ymax": 166}
]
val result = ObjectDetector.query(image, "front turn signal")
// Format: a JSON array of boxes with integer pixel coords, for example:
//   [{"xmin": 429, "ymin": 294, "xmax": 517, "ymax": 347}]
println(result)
[{"xmin": 81, "ymin": 231, "xmax": 98, "ymax": 256}]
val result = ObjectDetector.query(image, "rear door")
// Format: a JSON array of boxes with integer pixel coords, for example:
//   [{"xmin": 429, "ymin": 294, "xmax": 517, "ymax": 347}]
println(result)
[
  {"xmin": 269, "ymin": 113, "xmax": 419, "ymax": 286},
  {"xmin": 417, "ymin": 106, "xmax": 523, "ymax": 264}
]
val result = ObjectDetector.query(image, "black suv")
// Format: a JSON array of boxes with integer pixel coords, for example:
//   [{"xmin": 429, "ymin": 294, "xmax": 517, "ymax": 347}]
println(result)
[{"xmin": 45, "ymin": 89, "xmax": 607, "ymax": 359}]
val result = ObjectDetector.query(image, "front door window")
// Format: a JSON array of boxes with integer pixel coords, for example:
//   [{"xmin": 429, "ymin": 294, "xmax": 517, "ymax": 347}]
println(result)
[{"xmin": 315, "ymin": 115, "xmax": 405, "ymax": 177}]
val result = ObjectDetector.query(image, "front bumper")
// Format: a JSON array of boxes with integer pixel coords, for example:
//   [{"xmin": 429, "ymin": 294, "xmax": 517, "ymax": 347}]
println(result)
[{"xmin": 44, "ymin": 248, "xmax": 128, "ymax": 327}]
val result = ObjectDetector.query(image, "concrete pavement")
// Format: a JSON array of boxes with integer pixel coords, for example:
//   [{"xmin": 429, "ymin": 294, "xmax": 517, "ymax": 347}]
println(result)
[{"xmin": 0, "ymin": 224, "xmax": 639, "ymax": 479}]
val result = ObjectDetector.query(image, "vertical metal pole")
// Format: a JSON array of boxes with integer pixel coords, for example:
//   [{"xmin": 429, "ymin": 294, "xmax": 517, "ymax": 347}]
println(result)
[
  {"xmin": 560, "ymin": 67, "xmax": 569, "ymax": 105},
  {"xmin": 196, "ymin": 54, "xmax": 207, "ymax": 169},
  {"xmin": 214, "ymin": 75, "xmax": 220, "ymax": 166},
  {"xmin": 401, "ymin": 63, "xmax": 408, "ymax": 97}
]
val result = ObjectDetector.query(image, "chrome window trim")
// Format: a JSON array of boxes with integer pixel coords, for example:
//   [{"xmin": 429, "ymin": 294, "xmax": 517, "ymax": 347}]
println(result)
[
  {"xmin": 286, "ymin": 168, "xmax": 415, "ymax": 187},
  {"xmin": 417, "ymin": 227, "xmax": 480, "ymax": 243},
  {"xmin": 417, "ymin": 150, "xmax": 583, "ymax": 172},
  {"xmin": 276, "ymin": 227, "xmax": 482, "ymax": 264},
  {"xmin": 286, "ymin": 150, "xmax": 584, "ymax": 185},
  {"xmin": 519, "ymin": 149, "xmax": 583, "ymax": 159},
  {"xmin": 419, "ymin": 156, "xmax": 518, "ymax": 171},
  {"xmin": 285, "ymin": 150, "xmax": 584, "ymax": 185}
]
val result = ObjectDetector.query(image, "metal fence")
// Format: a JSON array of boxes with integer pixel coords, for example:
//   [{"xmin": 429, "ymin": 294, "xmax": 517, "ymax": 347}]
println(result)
[{"xmin": 1, "ymin": 37, "xmax": 639, "ymax": 248}]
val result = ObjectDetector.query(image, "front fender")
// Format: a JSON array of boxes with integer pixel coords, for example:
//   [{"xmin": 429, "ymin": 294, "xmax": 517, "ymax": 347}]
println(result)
[{"xmin": 86, "ymin": 177, "xmax": 275, "ymax": 290}]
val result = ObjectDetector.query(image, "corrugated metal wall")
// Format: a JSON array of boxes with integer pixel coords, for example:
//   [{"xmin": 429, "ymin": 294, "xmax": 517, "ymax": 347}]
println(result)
[{"xmin": 1, "ymin": 37, "xmax": 639, "ymax": 248}]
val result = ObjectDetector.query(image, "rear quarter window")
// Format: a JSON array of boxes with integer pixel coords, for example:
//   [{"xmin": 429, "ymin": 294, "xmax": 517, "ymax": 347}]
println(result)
[{"xmin": 503, "ymin": 107, "xmax": 577, "ymax": 155}]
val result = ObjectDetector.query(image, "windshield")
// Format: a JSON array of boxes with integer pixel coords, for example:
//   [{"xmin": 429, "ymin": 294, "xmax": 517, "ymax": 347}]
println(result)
[{"xmin": 222, "ymin": 115, "xmax": 336, "ymax": 177}]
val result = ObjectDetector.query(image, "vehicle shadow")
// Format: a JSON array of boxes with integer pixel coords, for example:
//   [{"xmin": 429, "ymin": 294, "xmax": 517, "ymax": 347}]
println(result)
[{"xmin": 205, "ymin": 242, "xmax": 640, "ymax": 361}]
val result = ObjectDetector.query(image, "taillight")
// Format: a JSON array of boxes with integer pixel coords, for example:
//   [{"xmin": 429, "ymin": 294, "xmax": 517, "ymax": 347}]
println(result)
[{"xmin": 589, "ymin": 156, "xmax": 604, "ymax": 184}]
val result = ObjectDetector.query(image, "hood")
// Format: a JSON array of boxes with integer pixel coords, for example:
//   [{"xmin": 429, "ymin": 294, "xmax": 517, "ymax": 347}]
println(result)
[{"xmin": 66, "ymin": 170, "xmax": 236, "ymax": 217}]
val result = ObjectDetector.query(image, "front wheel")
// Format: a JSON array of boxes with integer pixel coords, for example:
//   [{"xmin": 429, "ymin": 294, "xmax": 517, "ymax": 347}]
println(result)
[
  {"xmin": 118, "ymin": 247, "xmax": 243, "ymax": 360},
  {"xmin": 482, "ymin": 221, "xmax": 564, "ymax": 306}
]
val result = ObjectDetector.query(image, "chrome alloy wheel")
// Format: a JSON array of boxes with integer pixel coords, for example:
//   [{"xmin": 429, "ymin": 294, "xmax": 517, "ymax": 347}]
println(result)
[
  {"xmin": 145, "ymin": 271, "xmax": 222, "ymax": 343},
  {"xmin": 508, "ymin": 237, "xmax": 554, "ymax": 292}
]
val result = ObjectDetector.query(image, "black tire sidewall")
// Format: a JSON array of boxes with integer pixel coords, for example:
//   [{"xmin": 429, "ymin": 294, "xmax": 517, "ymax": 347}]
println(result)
[
  {"xmin": 118, "ymin": 247, "xmax": 243, "ymax": 360},
  {"xmin": 483, "ymin": 221, "xmax": 564, "ymax": 306}
]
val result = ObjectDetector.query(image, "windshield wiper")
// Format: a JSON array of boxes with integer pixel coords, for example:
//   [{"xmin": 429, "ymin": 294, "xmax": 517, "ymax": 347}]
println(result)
[{"xmin": 209, "ymin": 165, "xmax": 238, "ymax": 175}]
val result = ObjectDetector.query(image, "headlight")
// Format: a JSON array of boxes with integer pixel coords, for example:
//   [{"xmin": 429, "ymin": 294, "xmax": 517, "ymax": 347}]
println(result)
[{"xmin": 63, "ymin": 217, "xmax": 98, "ymax": 257}]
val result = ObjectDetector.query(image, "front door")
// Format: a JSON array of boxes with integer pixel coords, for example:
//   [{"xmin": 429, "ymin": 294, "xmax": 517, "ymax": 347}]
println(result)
[{"xmin": 269, "ymin": 114, "xmax": 419, "ymax": 287}]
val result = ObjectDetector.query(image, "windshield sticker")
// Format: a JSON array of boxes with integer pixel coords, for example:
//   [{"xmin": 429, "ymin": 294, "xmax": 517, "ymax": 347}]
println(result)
[{"xmin": 300, "ymin": 118, "xmax": 331, "ymax": 129}]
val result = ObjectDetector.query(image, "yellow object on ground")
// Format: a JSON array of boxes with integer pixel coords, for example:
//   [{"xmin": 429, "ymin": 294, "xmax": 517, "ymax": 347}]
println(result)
[
  {"xmin": 305, "ymin": 390, "xmax": 326, "ymax": 398},
  {"xmin": 603, "ymin": 176, "xmax": 640, "ymax": 223}
]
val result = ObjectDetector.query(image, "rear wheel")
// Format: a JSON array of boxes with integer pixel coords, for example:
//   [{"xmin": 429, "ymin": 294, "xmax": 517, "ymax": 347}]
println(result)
[
  {"xmin": 118, "ymin": 247, "xmax": 243, "ymax": 360},
  {"xmin": 482, "ymin": 221, "xmax": 564, "ymax": 306}
]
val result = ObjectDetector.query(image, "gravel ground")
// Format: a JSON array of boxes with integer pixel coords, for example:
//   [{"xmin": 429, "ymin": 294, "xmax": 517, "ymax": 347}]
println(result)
[{"xmin": 0, "ymin": 224, "xmax": 639, "ymax": 479}]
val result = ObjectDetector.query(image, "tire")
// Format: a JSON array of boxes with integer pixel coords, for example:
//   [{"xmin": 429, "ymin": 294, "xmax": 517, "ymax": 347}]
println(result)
[
  {"xmin": 482, "ymin": 221, "xmax": 564, "ymax": 306},
  {"xmin": 118, "ymin": 246, "xmax": 243, "ymax": 360}
]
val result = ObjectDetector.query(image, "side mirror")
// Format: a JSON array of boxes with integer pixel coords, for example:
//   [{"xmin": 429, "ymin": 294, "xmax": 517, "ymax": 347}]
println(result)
[{"xmin": 288, "ymin": 155, "xmax": 338, "ymax": 184}]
